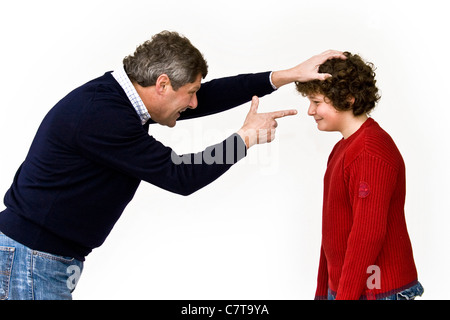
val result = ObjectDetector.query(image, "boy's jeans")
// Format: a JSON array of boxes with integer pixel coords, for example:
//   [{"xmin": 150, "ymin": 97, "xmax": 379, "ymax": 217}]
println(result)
[
  {"xmin": 327, "ymin": 281, "xmax": 424, "ymax": 300},
  {"xmin": 0, "ymin": 232, "xmax": 83, "ymax": 300}
]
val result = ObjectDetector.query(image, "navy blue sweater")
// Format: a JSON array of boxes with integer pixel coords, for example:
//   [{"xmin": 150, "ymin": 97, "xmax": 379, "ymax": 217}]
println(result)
[{"xmin": 0, "ymin": 71, "xmax": 275, "ymax": 260}]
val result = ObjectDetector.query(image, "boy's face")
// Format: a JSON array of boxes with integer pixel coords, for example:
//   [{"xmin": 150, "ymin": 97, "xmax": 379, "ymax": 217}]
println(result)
[{"xmin": 307, "ymin": 93, "xmax": 346, "ymax": 133}]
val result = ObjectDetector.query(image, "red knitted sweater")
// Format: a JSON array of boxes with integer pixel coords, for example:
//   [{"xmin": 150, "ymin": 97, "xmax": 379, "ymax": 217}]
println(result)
[{"xmin": 315, "ymin": 118, "xmax": 418, "ymax": 300}]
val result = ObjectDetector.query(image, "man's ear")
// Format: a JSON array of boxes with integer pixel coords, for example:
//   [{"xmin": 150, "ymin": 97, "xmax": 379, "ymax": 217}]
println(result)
[{"xmin": 155, "ymin": 74, "xmax": 171, "ymax": 94}]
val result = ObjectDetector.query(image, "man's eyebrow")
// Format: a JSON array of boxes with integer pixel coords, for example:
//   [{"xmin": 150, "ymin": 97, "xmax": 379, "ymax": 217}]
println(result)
[{"xmin": 190, "ymin": 85, "xmax": 201, "ymax": 92}]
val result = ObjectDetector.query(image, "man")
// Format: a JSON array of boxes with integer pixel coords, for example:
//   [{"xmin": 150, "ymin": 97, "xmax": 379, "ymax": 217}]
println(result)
[{"xmin": 0, "ymin": 30, "xmax": 344, "ymax": 300}]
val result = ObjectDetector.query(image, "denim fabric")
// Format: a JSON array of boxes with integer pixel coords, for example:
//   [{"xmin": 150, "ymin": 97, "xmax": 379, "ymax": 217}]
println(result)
[
  {"xmin": 327, "ymin": 281, "xmax": 424, "ymax": 300},
  {"xmin": 0, "ymin": 232, "xmax": 83, "ymax": 300},
  {"xmin": 379, "ymin": 282, "xmax": 424, "ymax": 300}
]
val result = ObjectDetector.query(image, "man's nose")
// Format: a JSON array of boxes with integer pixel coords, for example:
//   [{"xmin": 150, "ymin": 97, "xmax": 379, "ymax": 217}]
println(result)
[{"xmin": 189, "ymin": 93, "xmax": 198, "ymax": 109}]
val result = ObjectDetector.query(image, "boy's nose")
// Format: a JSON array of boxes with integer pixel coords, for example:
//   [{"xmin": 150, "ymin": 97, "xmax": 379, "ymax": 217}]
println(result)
[{"xmin": 308, "ymin": 103, "xmax": 316, "ymax": 116}]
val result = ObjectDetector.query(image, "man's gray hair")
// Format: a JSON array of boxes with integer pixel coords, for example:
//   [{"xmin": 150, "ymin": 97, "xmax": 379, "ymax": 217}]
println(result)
[{"xmin": 123, "ymin": 31, "xmax": 208, "ymax": 90}]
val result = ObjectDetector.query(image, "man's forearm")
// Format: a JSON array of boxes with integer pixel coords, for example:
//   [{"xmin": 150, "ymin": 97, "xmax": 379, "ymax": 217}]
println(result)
[{"xmin": 179, "ymin": 72, "xmax": 275, "ymax": 121}]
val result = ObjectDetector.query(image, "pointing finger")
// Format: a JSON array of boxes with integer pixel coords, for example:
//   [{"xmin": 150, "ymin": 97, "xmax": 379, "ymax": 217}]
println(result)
[{"xmin": 269, "ymin": 109, "xmax": 298, "ymax": 119}]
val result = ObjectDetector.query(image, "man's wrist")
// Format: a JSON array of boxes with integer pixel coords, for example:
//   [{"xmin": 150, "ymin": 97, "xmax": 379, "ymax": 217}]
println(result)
[
  {"xmin": 237, "ymin": 128, "xmax": 261, "ymax": 149},
  {"xmin": 269, "ymin": 71, "xmax": 278, "ymax": 90},
  {"xmin": 270, "ymin": 69, "xmax": 296, "ymax": 89},
  {"xmin": 237, "ymin": 129, "xmax": 250, "ymax": 149}
]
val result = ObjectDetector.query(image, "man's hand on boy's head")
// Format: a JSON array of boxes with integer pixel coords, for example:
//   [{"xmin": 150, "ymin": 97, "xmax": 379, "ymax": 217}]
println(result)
[
  {"xmin": 295, "ymin": 50, "xmax": 347, "ymax": 82},
  {"xmin": 271, "ymin": 50, "xmax": 347, "ymax": 88}
]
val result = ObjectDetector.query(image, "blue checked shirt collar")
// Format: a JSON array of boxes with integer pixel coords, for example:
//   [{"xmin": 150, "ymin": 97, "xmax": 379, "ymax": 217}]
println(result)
[{"xmin": 112, "ymin": 67, "xmax": 151, "ymax": 125}]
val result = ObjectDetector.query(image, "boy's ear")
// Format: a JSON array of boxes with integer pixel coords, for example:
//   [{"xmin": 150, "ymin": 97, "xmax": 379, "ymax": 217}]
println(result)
[{"xmin": 347, "ymin": 96, "xmax": 355, "ymax": 107}]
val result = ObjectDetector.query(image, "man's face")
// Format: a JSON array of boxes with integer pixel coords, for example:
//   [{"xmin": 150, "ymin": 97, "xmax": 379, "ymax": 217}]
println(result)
[{"xmin": 151, "ymin": 74, "xmax": 202, "ymax": 127}]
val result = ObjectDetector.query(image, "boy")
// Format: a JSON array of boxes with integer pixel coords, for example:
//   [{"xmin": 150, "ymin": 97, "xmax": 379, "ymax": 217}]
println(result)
[{"xmin": 296, "ymin": 52, "xmax": 423, "ymax": 300}]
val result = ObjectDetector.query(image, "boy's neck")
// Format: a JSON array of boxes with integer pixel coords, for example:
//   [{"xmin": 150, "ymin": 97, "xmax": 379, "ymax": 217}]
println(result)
[{"xmin": 340, "ymin": 113, "xmax": 369, "ymax": 139}]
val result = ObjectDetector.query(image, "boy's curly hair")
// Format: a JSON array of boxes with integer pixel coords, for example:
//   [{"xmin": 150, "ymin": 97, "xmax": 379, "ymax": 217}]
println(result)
[{"xmin": 295, "ymin": 52, "xmax": 380, "ymax": 116}]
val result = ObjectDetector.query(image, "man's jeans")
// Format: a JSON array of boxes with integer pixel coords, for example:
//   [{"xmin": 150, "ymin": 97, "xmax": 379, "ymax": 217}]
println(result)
[{"xmin": 0, "ymin": 232, "xmax": 83, "ymax": 300}]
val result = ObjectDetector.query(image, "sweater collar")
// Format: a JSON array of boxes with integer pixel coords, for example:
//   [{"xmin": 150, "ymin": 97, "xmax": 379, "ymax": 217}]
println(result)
[
  {"xmin": 112, "ymin": 67, "xmax": 151, "ymax": 125},
  {"xmin": 341, "ymin": 117, "xmax": 375, "ymax": 145}
]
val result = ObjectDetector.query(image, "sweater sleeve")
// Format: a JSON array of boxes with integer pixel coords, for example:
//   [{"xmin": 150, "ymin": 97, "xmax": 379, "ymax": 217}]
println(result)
[
  {"xmin": 335, "ymin": 152, "xmax": 399, "ymax": 300},
  {"xmin": 75, "ymin": 95, "xmax": 247, "ymax": 196},
  {"xmin": 176, "ymin": 72, "xmax": 275, "ymax": 121},
  {"xmin": 314, "ymin": 245, "xmax": 329, "ymax": 300}
]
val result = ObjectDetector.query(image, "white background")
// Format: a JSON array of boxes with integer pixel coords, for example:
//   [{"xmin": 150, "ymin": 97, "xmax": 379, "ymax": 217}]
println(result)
[{"xmin": 0, "ymin": 0, "xmax": 449, "ymax": 300}]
